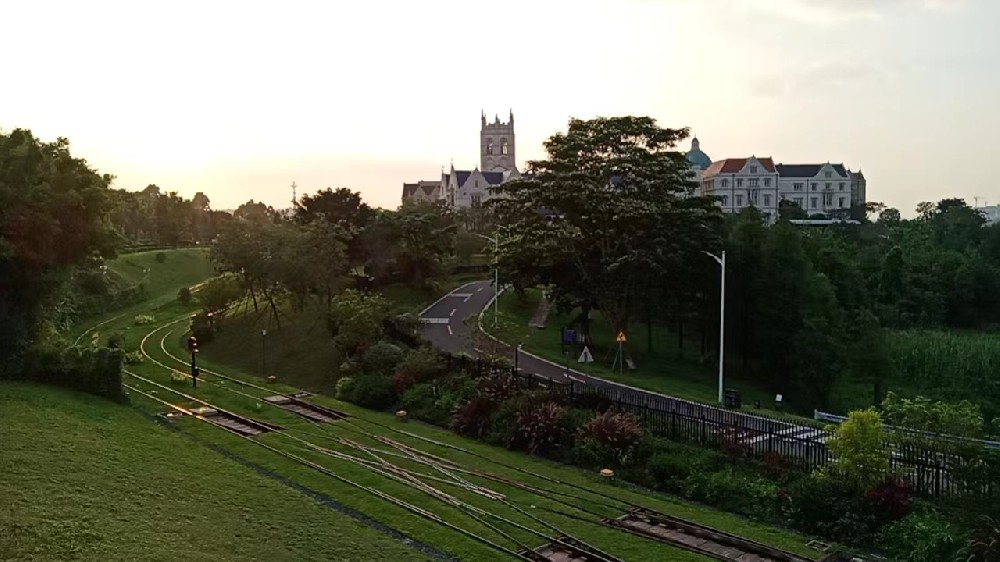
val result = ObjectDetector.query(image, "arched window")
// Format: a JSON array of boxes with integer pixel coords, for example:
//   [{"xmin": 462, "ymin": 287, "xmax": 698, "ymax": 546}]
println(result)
[
  {"xmin": 501, "ymin": 139, "xmax": 509, "ymax": 155},
  {"xmin": 486, "ymin": 139, "xmax": 494, "ymax": 155}
]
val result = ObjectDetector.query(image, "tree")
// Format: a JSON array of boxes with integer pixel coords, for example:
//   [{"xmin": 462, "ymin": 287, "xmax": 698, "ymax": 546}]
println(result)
[
  {"xmin": 878, "ymin": 207, "xmax": 902, "ymax": 226},
  {"xmin": 881, "ymin": 392, "xmax": 985, "ymax": 439},
  {"xmin": 823, "ymin": 408, "xmax": 890, "ymax": 489},
  {"xmin": 234, "ymin": 199, "xmax": 277, "ymax": 223},
  {"xmin": 191, "ymin": 192, "xmax": 211, "ymax": 212},
  {"xmin": 490, "ymin": 116, "xmax": 722, "ymax": 356},
  {"xmin": 327, "ymin": 290, "xmax": 390, "ymax": 355},
  {"xmin": 778, "ymin": 199, "xmax": 808, "ymax": 221},
  {"xmin": 0, "ymin": 130, "xmax": 113, "ymax": 360}
]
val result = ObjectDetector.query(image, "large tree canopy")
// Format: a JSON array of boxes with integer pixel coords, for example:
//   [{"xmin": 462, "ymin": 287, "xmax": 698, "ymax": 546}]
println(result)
[
  {"xmin": 0, "ymin": 130, "xmax": 113, "ymax": 359},
  {"xmin": 490, "ymin": 116, "xmax": 723, "ymax": 353}
]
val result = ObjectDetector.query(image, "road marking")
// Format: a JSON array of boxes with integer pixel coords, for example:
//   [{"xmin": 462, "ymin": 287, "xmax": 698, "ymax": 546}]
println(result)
[
  {"xmin": 464, "ymin": 295, "xmax": 471, "ymax": 302},
  {"xmin": 447, "ymin": 325, "xmax": 453, "ymax": 335},
  {"xmin": 449, "ymin": 293, "xmax": 473, "ymax": 298},
  {"xmin": 476, "ymin": 287, "xmax": 483, "ymax": 293},
  {"xmin": 449, "ymin": 308, "xmax": 456, "ymax": 317},
  {"xmin": 420, "ymin": 318, "xmax": 450, "ymax": 324}
]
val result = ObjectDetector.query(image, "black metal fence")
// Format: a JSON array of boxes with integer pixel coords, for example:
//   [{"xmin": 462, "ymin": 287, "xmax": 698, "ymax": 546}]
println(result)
[{"xmin": 439, "ymin": 351, "xmax": 994, "ymax": 498}]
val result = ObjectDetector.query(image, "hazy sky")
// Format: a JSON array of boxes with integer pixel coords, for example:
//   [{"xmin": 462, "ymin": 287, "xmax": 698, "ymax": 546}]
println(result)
[{"xmin": 3, "ymin": 0, "xmax": 997, "ymax": 213}]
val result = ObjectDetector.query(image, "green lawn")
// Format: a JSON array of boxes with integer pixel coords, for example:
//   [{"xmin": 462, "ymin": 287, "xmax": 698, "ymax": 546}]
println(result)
[
  {"xmin": 68, "ymin": 248, "xmax": 215, "ymax": 345},
  {"xmin": 0, "ymin": 382, "xmax": 435, "ymax": 562},
  {"xmin": 486, "ymin": 289, "xmax": 806, "ymax": 420},
  {"xmin": 122, "ymin": 309, "xmax": 823, "ymax": 561},
  {"xmin": 199, "ymin": 274, "xmax": 486, "ymax": 395}
]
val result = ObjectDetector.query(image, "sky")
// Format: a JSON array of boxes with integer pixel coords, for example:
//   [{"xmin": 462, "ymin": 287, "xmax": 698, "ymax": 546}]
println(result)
[{"xmin": 2, "ymin": 0, "xmax": 998, "ymax": 213}]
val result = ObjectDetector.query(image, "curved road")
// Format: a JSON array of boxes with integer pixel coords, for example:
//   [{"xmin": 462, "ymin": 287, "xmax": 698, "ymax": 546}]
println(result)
[{"xmin": 419, "ymin": 280, "xmax": 830, "ymax": 453}]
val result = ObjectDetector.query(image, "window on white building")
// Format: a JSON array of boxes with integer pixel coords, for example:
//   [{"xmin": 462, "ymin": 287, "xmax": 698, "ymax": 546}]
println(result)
[
  {"xmin": 839, "ymin": 182, "xmax": 845, "ymax": 191},
  {"xmin": 501, "ymin": 140, "xmax": 509, "ymax": 155},
  {"xmin": 749, "ymin": 178, "xmax": 759, "ymax": 187},
  {"xmin": 811, "ymin": 183, "xmax": 818, "ymax": 190},
  {"xmin": 750, "ymin": 166, "xmax": 758, "ymax": 174},
  {"xmin": 471, "ymin": 194, "xmax": 482, "ymax": 206},
  {"xmin": 721, "ymin": 179, "xmax": 728, "ymax": 188},
  {"xmin": 823, "ymin": 193, "xmax": 833, "ymax": 206},
  {"xmin": 810, "ymin": 197, "xmax": 818, "ymax": 208},
  {"xmin": 838, "ymin": 197, "xmax": 846, "ymax": 208},
  {"xmin": 794, "ymin": 197, "xmax": 804, "ymax": 207},
  {"xmin": 763, "ymin": 194, "xmax": 772, "ymax": 207},
  {"xmin": 825, "ymin": 171, "xmax": 832, "ymax": 178},
  {"xmin": 735, "ymin": 194, "xmax": 743, "ymax": 206},
  {"xmin": 486, "ymin": 140, "xmax": 493, "ymax": 155},
  {"xmin": 793, "ymin": 183, "xmax": 803, "ymax": 192},
  {"xmin": 721, "ymin": 195, "xmax": 728, "ymax": 206},
  {"xmin": 736, "ymin": 179, "xmax": 744, "ymax": 187},
  {"xmin": 825, "ymin": 182, "xmax": 832, "ymax": 190},
  {"xmin": 764, "ymin": 178, "xmax": 771, "ymax": 187}
]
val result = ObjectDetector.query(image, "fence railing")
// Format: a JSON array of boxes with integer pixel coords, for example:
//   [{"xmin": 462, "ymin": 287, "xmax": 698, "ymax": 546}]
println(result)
[{"xmin": 438, "ymin": 351, "xmax": 992, "ymax": 498}]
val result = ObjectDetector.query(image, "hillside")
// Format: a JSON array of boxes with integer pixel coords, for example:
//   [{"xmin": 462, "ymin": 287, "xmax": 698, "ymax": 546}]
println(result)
[{"xmin": 0, "ymin": 382, "xmax": 434, "ymax": 562}]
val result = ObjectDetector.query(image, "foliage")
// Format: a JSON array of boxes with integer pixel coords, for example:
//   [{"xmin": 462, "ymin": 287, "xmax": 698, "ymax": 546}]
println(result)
[
  {"xmin": 576, "ymin": 410, "xmax": 643, "ymax": 464},
  {"xmin": 178, "ymin": 286, "xmax": 193, "ymax": 303},
  {"xmin": 866, "ymin": 478, "xmax": 912, "ymax": 525},
  {"xmin": 511, "ymin": 401, "xmax": 566, "ymax": 454},
  {"xmin": 342, "ymin": 374, "xmax": 396, "ymax": 410},
  {"xmin": 362, "ymin": 342, "xmax": 405, "ymax": 375},
  {"xmin": 133, "ymin": 314, "xmax": 155, "ymax": 325},
  {"xmin": 335, "ymin": 376, "xmax": 355, "ymax": 400},
  {"xmin": 155, "ymin": 252, "xmax": 167, "ymax": 263},
  {"xmin": 823, "ymin": 408, "xmax": 890, "ymax": 488},
  {"xmin": 882, "ymin": 391, "xmax": 985, "ymax": 439},
  {"xmin": 877, "ymin": 511, "xmax": 967, "ymax": 562},
  {"xmin": 685, "ymin": 467, "xmax": 780, "ymax": 520},
  {"xmin": 400, "ymin": 379, "xmax": 476, "ymax": 427},
  {"xmin": 478, "ymin": 373, "xmax": 520, "ymax": 402},
  {"xmin": 196, "ymin": 274, "xmax": 244, "ymax": 313},
  {"xmin": 328, "ymin": 290, "xmax": 390, "ymax": 355},
  {"xmin": 450, "ymin": 396, "xmax": 499, "ymax": 438},
  {"xmin": 490, "ymin": 116, "xmax": 722, "ymax": 351},
  {"xmin": 396, "ymin": 346, "xmax": 447, "ymax": 384},
  {"xmin": 1, "ymin": 345, "xmax": 125, "ymax": 402},
  {"xmin": 0, "ymin": 130, "xmax": 114, "ymax": 360},
  {"xmin": 123, "ymin": 350, "xmax": 144, "ymax": 365},
  {"xmin": 968, "ymin": 516, "xmax": 1000, "ymax": 562},
  {"xmin": 782, "ymin": 474, "xmax": 879, "ymax": 545}
]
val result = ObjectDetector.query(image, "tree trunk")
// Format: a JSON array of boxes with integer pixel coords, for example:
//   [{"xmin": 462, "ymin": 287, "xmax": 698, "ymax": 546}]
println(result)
[{"xmin": 646, "ymin": 315, "xmax": 653, "ymax": 353}]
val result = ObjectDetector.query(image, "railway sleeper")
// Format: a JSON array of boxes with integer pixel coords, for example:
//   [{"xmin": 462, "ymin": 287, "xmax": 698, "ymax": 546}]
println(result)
[
  {"xmin": 523, "ymin": 535, "xmax": 621, "ymax": 562},
  {"xmin": 263, "ymin": 395, "xmax": 350, "ymax": 423}
]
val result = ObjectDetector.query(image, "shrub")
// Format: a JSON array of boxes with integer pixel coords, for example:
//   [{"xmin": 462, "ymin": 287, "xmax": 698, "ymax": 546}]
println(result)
[
  {"xmin": 485, "ymin": 400, "xmax": 520, "ymax": 447},
  {"xmin": 573, "ymin": 437, "xmax": 618, "ymax": 469},
  {"xmin": 451, "ymin": 396, "xmax": 498, "ymax": 438},
  {"xmin": 328, "ymin": 290, "xmax": 390, "ymax": 354},
  {"xmin": 397, "ymin": 346, "xmax": 446, "ymax": 383},
  {"xmin": 878, "ymin": 511, "xmax": 968, "ymax": 562},
  {"xmin": 178, "ymin": 287, "xmax": 193, "ymax": 303},
  {"xmin": 391, "ymin": 370, "xmax": 417, "ymax": 394},
  {"xmin": 684, "ymin": 467, "xmax": 780, "ymax": 519},
  {"xmin": 133, "ymin": 314, "xmax": 155, "ymax": 326},
  {"xmin": 577, "ymin": 411, "xmax": 643, "ymax": 465},
  {"xmin": 783, "ymin": 474, "xmax": 878, "ymax": 545},
  {"xmin": 362, "ymin": 342, "xmax": 405, "ymax": 375},
  {"xmin": 823, "ymin": 408, "xmax": 890, "ymax": 489},
  {"xmin": 107, "ymin": 332, "xmax": 126, "ymax": 349},
  {"xmin": 866, "ymin": 478, "xmax": 912, "ymax": 525},
  {"xmin": 479, "ymin": 374, "xmax": 519, "ymax": 402},
  {"xmin": 968, "ymin": 516, "xmax": 1000, "ymax": 562},
  {"xmin": 346, "ymin": 375, "xmax": 396, "ymax": 410},
  {"xmin": 7, "ymin": 345, "xmax": 125, "ymax": 402},
  {"xmin": 401, "ymin": 383, "xmax": 466, "ymax": 426},
  {"xmin": 511, "ymin": 401, "xmax": 566, "ymax": 454},
  {"xmin": 123, "ymin": 351, "xmax": 144, "ymax": 365},
  {"xmin": 169, "ymin": 371, "xmax": 188, "ymax": 386},
  {"xmin": 155, "ymin": 251, "xmax": 166, "ymax": 263},
  {"xmin": 335, "ymin": 376, "xmax": 356, "ymax": 400}
]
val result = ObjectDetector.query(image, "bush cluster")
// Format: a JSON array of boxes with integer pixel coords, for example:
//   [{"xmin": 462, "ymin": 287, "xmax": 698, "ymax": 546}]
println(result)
[{"xmin": 2, "ymin": 345, "xmax": 125, "ymax": 402}]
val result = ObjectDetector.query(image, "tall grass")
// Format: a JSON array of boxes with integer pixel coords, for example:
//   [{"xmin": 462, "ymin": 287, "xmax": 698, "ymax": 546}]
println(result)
[{"xmin": 888, "ymin": 329, "xmax": 1000, "ymax": 421}]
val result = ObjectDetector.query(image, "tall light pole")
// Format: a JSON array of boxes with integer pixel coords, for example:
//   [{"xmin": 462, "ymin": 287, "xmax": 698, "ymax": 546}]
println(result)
[
  {"xmin": 703, "ymin": 250, "xmax": 726, "ymax": 404},
  {"xmin": 261, "ymin": 329, "xmax": 267, "ymax": 378},
  {"xmin": 476, "ymin": 232, "xmax": 500, "ymax": 328}
]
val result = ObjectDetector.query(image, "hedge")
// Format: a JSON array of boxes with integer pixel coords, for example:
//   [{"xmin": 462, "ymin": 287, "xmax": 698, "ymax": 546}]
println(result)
[{"xmin": 2, "ymin": 345, "xmax": 126, "ymax": 402}]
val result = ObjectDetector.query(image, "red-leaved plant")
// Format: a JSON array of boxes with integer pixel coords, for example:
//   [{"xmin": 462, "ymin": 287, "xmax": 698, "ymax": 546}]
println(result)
[
  {"xmin": 512, "ymin": 401, "xmax": 566, "ymax": 454},
  {"xmin": 479, "ymin": 374, "xmax": 519, "ymax": 402},
  {"xmin": 451, "ymin": 396, "xmax": 498, "ymax": 439},
  {"xmin": 577, "ymin": 410, "xmax": 643, "ymax": 463}
]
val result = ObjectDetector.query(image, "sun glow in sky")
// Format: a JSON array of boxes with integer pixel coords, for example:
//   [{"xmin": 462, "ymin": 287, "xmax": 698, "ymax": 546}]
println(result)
[{"xmin": 2, "ymin": 0, "xmax": 998, "ymax": 212}]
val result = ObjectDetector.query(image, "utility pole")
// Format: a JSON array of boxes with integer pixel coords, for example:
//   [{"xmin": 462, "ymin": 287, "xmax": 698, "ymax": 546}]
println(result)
[
  {"xmin": 261, "ymin": 329, "xmax": 267, "ymax": 378},
  {"xmin": 703, "ymin": 250, "xmax": 726, "ymax": 404},
  {"xmin": 494, "ymin": 233, "xmax": 499, "ymax": 328}
]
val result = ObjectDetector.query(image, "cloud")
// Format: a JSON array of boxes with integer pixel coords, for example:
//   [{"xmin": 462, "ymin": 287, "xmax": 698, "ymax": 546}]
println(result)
[
  {"xmin": 749, "ymin": 59, "xmax": 900, "ymax": 98},
  {"xmin": 740, "ymin": 0, "xmax": 966, "ymax": 24}
]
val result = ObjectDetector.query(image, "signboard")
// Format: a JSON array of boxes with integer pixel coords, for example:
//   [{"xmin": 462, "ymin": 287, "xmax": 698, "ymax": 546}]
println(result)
[
  {"xmin": 562, "ymin": 328, "xmax": 576, "ymax": 344},
  {"xmin": 615, "ymin": 331, "xmax": 627, "ymax": 343},
  {"xmin": 724, "ymin": 389, "xmax": 741, "ymax": 409},
  {"xmin": 578, "ymin": 346, "xmax": 594, "ymax": 363}
]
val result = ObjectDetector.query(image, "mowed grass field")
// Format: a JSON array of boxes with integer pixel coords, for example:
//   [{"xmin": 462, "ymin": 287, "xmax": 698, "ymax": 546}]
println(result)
[{"xmin": 0, "ymin": 382, "xmax": 434, "ymax": 562}]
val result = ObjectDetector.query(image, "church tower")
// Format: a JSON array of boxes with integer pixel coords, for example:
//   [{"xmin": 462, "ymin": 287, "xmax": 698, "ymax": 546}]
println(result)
[{"xmin": 480, "ymin": 110, "xmax": 516, "ymax": 172}]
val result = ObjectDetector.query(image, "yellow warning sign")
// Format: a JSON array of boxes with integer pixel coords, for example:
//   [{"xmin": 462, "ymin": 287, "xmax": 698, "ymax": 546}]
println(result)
[{"xmin": 616, "ymin": 331, "xmax": 627, "ymax": 343}]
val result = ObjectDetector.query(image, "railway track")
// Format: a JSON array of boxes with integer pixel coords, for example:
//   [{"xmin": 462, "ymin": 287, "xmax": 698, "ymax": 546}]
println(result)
[{"xmin": 123, "ymin": 313, "xmax": 845, "ymax": 562}]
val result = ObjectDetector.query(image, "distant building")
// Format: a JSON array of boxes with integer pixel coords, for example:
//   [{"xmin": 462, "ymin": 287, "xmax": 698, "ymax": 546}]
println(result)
[
  {"xmin": 700, "ymin": 156, "xmax": 781, "ymax": 222},
  {"xmin": 685, "ymin": 137, "xmax": 712, "ymax": 182},
  {"xmin": 978, "ymin": 205, "xmax": 1000, "ymax": 225},
  {"xmin": 442, "ymin": 165, "xmax": 519, "ymax": 209},
  {"xmin": 401, "ymin": 180, "xmax": 442, "ymax": 204},
  {"xmin": 481, "ymin": 111, "xmax": 516, "ymax": 173},
  {"xmin": 776, "ymin": 163, "xmax": 852, "ymax": 216},
  {"xmin": 850, "ymin": 170, "xmax": 867, "ymax": 208}
]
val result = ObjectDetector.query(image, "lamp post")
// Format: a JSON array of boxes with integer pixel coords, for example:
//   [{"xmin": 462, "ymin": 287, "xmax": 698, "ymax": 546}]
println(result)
[
  {"xmin": 476, "ymin": 232, "xmax": 500, "ymax": 328},
  {"xmin": 703, "ymin": 250, "xmax": 726, "ymax": 405},
  {"xmin": 514, "ymin": 343, "xmax": 523, "ymax": 373},
  {"xmin": 261, "ymin": 329, "xmax": 267, "ymax": 379}
]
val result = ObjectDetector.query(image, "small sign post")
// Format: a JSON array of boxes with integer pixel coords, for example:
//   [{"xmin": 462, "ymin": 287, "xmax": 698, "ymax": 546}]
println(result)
[{"xmin": 578, "ymin": 346, "xmax": 594, "ymax": 363}]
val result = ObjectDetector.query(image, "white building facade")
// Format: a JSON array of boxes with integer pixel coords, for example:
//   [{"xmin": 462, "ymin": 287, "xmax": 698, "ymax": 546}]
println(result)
[
  {"xmin": 776, "ymin": 163, "xmax": 853, "ymax": 216},
  {"xmin": 699, "ymin": 157, "xmax": 781, "ymax": 222}
]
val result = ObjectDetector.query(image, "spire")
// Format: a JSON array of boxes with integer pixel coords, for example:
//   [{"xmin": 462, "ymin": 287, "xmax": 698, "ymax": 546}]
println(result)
[
  {"xmin": 481, "ymin": 111, "xmax": 486, "ymax": 128},
  {"xmin": 494, "ymin": 114, "xmax": 500, "ymax": 125},
  {"xmin": 691, "ymin": 137, "xmax": 700, "ymax": 151},
  {"xmin": 509, "ymin": 109, "xmax": 514, "ymax": 125},
  {"xmin": 291, "ymin": 181, "xmax": 297, "ymax": 207}
]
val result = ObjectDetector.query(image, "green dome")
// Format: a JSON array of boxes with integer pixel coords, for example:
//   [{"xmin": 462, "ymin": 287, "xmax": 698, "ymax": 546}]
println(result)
[{"xmin": 685, "ymin": 137, "xmax": 711, "ymax": 170}]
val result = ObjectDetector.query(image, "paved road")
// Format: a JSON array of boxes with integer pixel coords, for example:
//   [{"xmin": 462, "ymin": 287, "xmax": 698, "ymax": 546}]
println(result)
[{"xmin": 419, "ymin": 281, "xmax": 829, "ymax": 453}]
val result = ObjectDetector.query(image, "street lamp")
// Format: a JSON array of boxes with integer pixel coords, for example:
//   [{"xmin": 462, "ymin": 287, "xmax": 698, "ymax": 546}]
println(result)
[
  {"xmin": 476, "ymin": 233, "xmax": 500, "ymax": 328},
  {"xmin": 703, "ymin": 250, "xmax": 726, "ymax": 405},
  {"xmin": 514, "ymin": 343, "xmax": 523, "ymax": 373},
  {"xmin": 261, "ymin": 329, "xmax": 267, "ymax": 378}
]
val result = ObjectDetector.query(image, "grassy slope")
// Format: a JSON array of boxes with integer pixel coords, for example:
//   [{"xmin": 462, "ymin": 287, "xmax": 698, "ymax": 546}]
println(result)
[
  {"xmin": 140, "ymin": 313, "xmax": 822, "ymax": 560},
  {"xmin": 199, "ymin": 274, "xmax": 484, "ymax": 394},
  {"xmin": 487, "ymin": 289, "xmax": 799, "ymax": 418},
  {"xmin": 68, "ymin": 248, "xmax": 216, "ymax": 344},
  {"xmin": 0, "ymin": 382, "xmax": 432, "ymax": 562}
]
